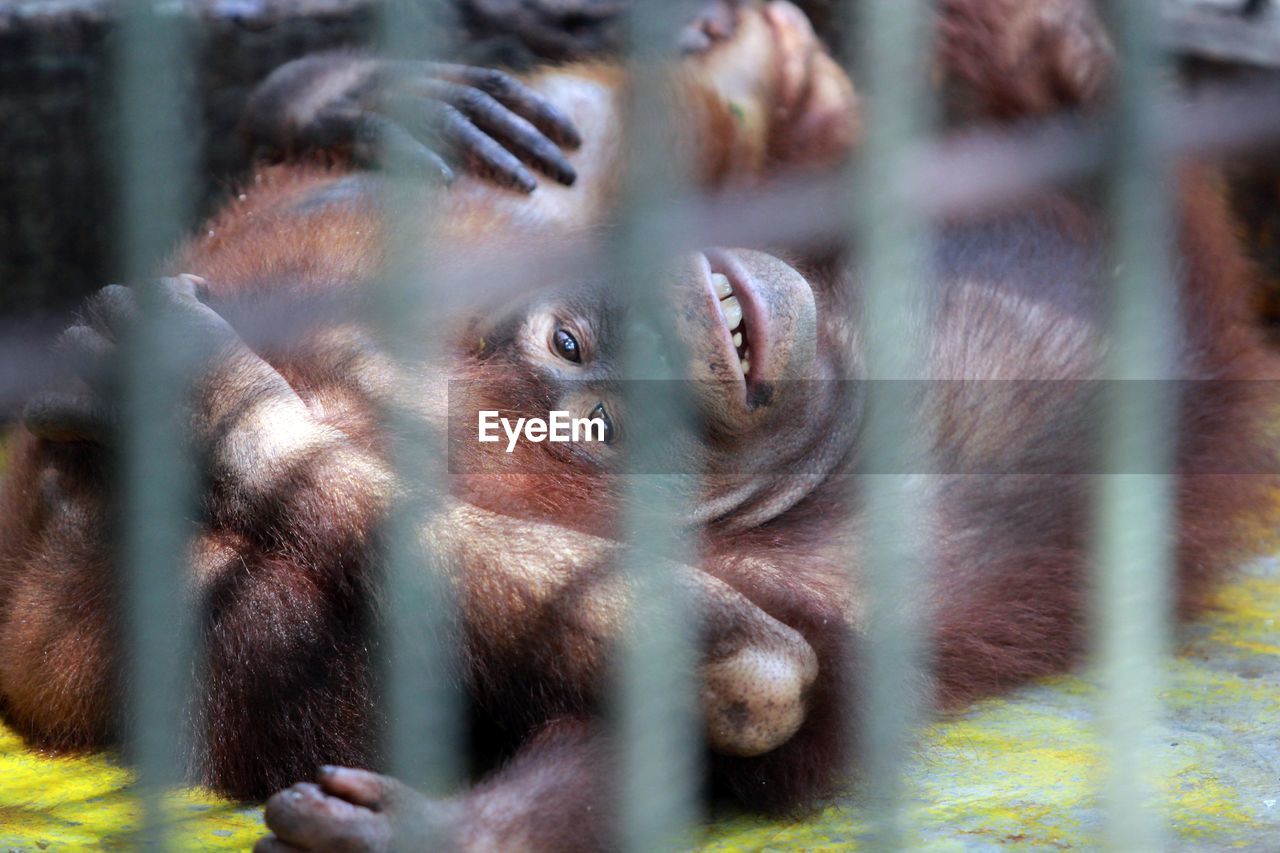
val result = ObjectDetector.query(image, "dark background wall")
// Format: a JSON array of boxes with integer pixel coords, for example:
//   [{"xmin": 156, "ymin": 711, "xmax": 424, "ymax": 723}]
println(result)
[{"xmin": 0, "ymin": 0, "xmax": 385, "ymax": 319}]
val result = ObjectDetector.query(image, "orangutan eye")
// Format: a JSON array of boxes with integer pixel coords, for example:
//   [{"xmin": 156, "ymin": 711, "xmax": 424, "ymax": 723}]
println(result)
[
  {"xmin": 589, "ymin": 402, "xmax": 615, "ymax": 445},
  {"xmin": 553, "ymin": 329, "xmax": 582, "ymax": 363}
]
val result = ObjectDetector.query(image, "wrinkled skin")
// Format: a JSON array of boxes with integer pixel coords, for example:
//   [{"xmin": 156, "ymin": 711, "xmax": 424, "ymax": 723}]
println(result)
[
  {"xmin": 242, "ymin": 54, "xmax": 584, "ymax": 192},
  {"xmin": 462, "ymin": 246, "xmax": 857, "ymax": 529},
  {"xmin": 3, "ymin": 6, "xmax": 859, "ymax": 849},
  {"xmin": 0, "ymin": 3, "xmax": 1274, "ymax": 852}
]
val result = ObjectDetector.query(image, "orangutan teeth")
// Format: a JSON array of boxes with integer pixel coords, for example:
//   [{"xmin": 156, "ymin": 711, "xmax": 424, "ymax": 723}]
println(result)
[
  {"xmin": 720, "ymin": 295, "xmax": 743, "ymax": 331},
  {"xmin": 713, "ymin": 269, "xmax": 749, "ymax": 375},
  {"xmin": 712, "ymin": 272, "xmax": 733, "ymax": 299}
]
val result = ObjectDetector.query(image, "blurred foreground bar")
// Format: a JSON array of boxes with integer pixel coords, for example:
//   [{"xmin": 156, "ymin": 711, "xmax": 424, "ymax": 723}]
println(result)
[
  {"xmin": 615, "ymin": 1, "xmax": 702, "ymax": 850},
  {"xmin": 847, "ymin": 0, "xmax": 936, "ymax": 848},
  {"xmin": 114, "ymin": 0, "xmax": 198, "ymax": 845},
  {"xmin": 1094, "ymin": 0, "xmax": 1180, "ymax": 849},
  {"xmin": 371, "ymin": 0, "xmax": 464, "ymax": 829}
]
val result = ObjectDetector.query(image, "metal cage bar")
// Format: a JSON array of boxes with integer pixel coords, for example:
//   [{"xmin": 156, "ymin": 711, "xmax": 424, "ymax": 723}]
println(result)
[
  {"xmin": 847, "ymin": 0, "xmax": 937, "ymax": 847},
  {"xmin": 78, "ymin": 0, "xmax": 1280, "ymax": 848},
  {"xmin": 616, "ymin": 3, "xmax": 704, "ymax": 850},
  {"xmin": 114, "ymin": 0, "xmax": 199, "ymax": 845},
  {"xmin": 373, "ymin": 0, "xmax": 466, "ymax": 818},
  {"xmin": 1096, "ymin": 1, "xmax": 1180, "ymax": 849}
]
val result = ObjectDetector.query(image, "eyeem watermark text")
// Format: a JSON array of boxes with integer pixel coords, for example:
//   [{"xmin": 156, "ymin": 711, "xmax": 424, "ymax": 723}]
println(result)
[{"xmin": 479, "ymin": 410, "xmax": 607, "ymax": 452}]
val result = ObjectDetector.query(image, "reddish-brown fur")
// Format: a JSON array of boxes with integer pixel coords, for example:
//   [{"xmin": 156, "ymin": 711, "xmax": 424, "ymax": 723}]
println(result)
[{"xmin": 0, "ymin": 2, "xmax": 1275, "ymax": 849}]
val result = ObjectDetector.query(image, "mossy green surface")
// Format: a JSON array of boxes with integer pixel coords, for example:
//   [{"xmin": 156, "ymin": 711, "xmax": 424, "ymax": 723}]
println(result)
[
  {"xmin": 0, "ymin": 563, "xmax": 1275, "ymax": 850},
  {"xmin": 701, "ymin": 561, "xmax": 1280, "ymax": 851},
  {"xmin": 0, "ymin": 419, "xmax": 1277, "ymax": 850}
]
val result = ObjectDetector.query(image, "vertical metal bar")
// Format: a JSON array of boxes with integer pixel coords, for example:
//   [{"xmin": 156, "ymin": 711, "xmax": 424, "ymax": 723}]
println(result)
[
  {"xmin": 847, "ymin": 0, "xmax": 935, "ymax": 847},
  {"xmin": 1096, "ymin": 1, "xmax": 1178, "ymax": 849},
  {"xmin": 616, "ymin": 2, "xmax": 702, "ymax": 850},
  {"xmin": 373, "ymin": 0, "xmax": 464, "ymax": 808},
  {"xmin": 114, "ymin": 0, "xmax": 197, "ymax": 845}
]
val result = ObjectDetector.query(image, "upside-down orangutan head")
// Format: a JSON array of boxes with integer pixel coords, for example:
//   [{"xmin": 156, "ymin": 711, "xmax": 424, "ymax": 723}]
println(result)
[{"xmin": 448, "ymin": 243, "xmax": 860, "ymax": 535}]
